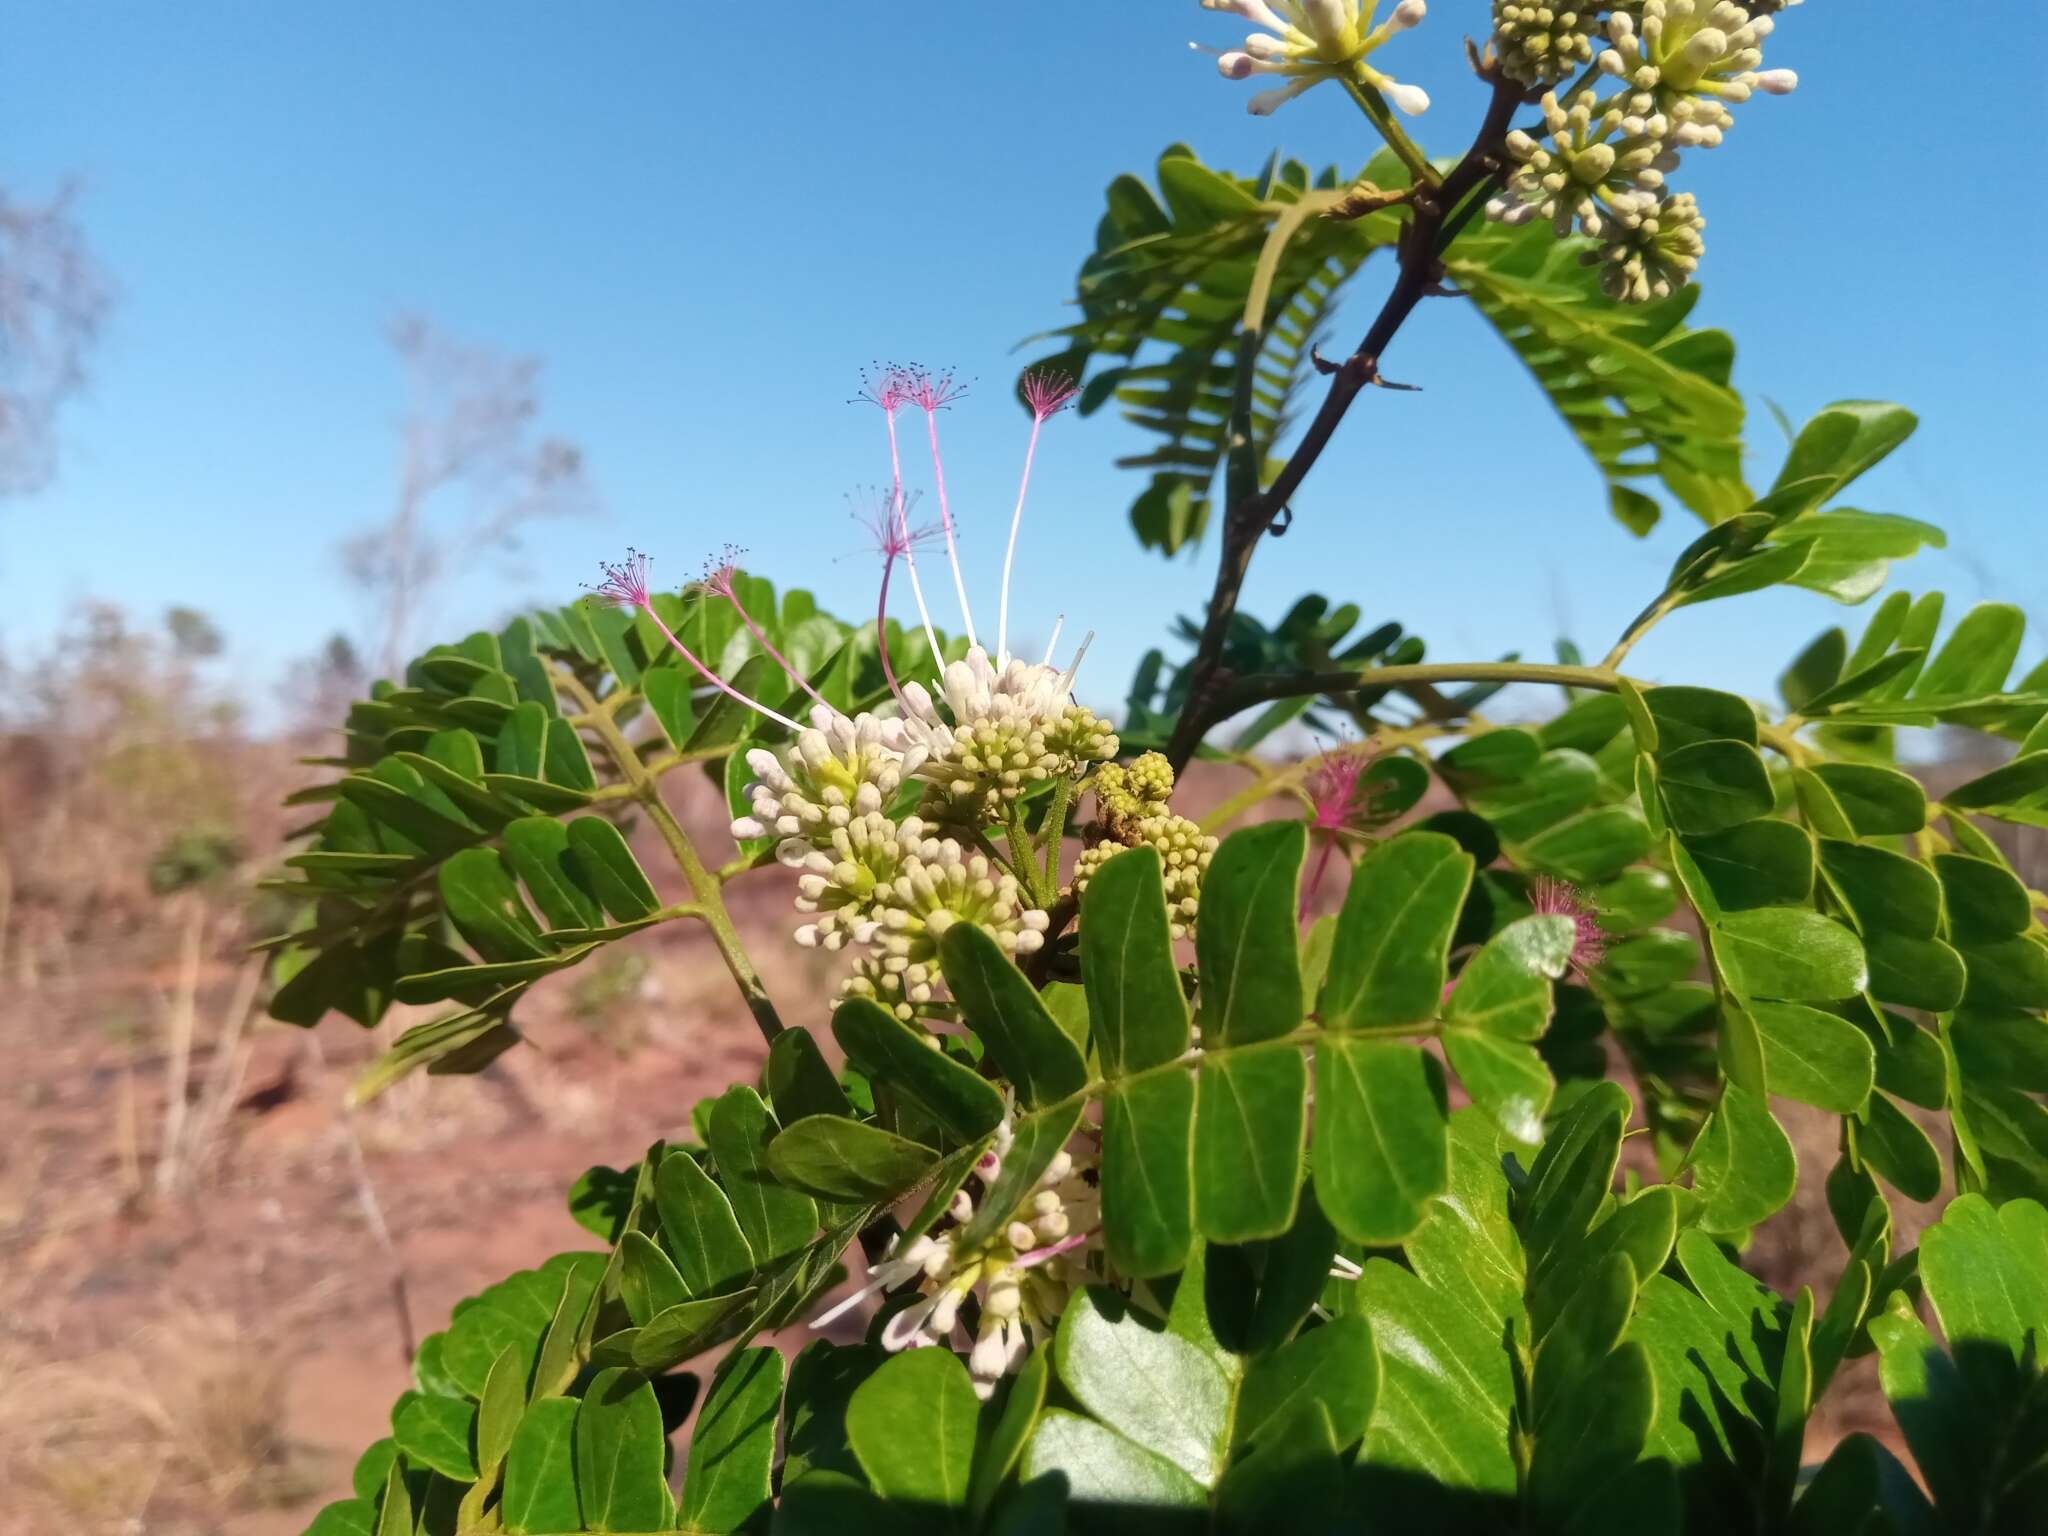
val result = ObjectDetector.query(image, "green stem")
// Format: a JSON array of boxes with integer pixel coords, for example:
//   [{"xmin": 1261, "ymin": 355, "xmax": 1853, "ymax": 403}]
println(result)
[
  {"xmin": 1210, "ymin": 661, "xmax": 1632, "ymax": 727},
  {"xmin": 1031, "ymin": 1016, "xmax": 1442, "ymax": 1124},
  {"xmin": 1601, "ymin": 590, "xmax": 1683, "ymax": 671},
  {"xmin": 1040, "ymin": 774, "xmax": 1078, "ymax": 895},
  {"xmin": 1005, "ymin": 805, "xmax": 1047, "ymax": 908},
  {"xmin": 1200, "ymin": 758, "xmax": 1316, "ymax": 835},
  {"xmin": 1339, "ymin": 74, "xmax": 1438, "ymax": 189},
  {"xmin": 553, "ymin": 665, "xmax": 784, "ymax": 1043}
]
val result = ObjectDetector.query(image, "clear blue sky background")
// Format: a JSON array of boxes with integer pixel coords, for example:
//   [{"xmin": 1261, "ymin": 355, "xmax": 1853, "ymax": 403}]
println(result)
[{"xmin": 4, "ymin": 2, "xmax": 2042, "ymax": 727}]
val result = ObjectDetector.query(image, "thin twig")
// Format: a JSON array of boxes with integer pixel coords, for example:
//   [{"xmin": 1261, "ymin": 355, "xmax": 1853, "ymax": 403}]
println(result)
[{"xmin": 1166, "ymin": 72, "xmax": 1527, "ymax": 770}]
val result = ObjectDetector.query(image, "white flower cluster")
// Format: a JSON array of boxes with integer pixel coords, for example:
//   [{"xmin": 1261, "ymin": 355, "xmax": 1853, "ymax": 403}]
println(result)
[
  {"xmin": 901, "ymin": 646, "xmax": 1118, "ymax": 819},
  {"xmin": 811, "ymin": 1112, "xmax": 1099, "ymax": 1399},
  {"xmin": 1487, "ymin": 0, "xmax": 1797, "ymax": 303},
  {"xmin": 732, "ymin": 703, "xmax": 1050, "ymax": 1017},
  {"xmin": 1198, "ymin": 0, "xmax": 1431, "ymax": 117},
  {"xmin": 732, "ymin": 706, "xmax": 918, "ymax": 847}
]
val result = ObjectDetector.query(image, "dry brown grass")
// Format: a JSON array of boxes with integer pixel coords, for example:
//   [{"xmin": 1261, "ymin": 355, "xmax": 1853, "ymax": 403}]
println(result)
[{"xmin": 0, "ymin": 1310, "xmax": 323, "ymax": 1536}]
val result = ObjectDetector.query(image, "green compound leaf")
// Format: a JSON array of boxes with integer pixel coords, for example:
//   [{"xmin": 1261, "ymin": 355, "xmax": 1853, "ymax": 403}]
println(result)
[
  {"xmin": 1054, "ymin": 1286, "xmax": 1234, "ymax": 1489},
  {"xmin": 655, "ymin": 1149, "xmax": 755, "ymax": 1299},
  {"xmin": 574, "ymin": 1368, "xmax": 670, "ymax": 1533},
  {"xmin": 1859, "ymin": 1091, "xmax": 1943, "ymax": 1203},
  {"xmin": 940, "ymin": 923, "xmax": 1089, "ymax": 1107},
  {"xmin": 394, "ymin": 1393, "xmax": 477, "ymax": 1482},
  {"xmin": 1319, "ymin": 831, "xmax": 1473, "ymax": 1031},
  {"xmin": 707, "ymin": 1087, "xmax": 819, "ymax": 1265},
  {"xmin": 1313, "ymin": 1038, "xmax": 1449, "ymax": 1245},
  {"xmin": 1657, "ymin": 739, "xmax": 1775, "ymax": 835},
  {"xmin": 1099, "ymin": 1069, "xmax": 1197, "ymax": 1278},
  {"xmin": 681, "ymin": 1347, "xmax": 785, "ymax": 1534},
  {"xmin": 1710, "ymin": 908, "xmax": 1868, "ymax": 1001},
  {"xmin": 1234, "ymin": 1313, "xmax": 1378, "ymax": 1455},
  {"xmin": 1808, "ymin": 762, "xmax": 1927, "ymax": 836},
  {"xmin": 1692, "ymin": 1082, "xmax": 1797, "ymax": 1233},
  {"xmin": 1446, "ymin": 914, "xmax": 1574, "ymax": 1040},
  {"xmin": 832, "ymin": 998, "xmax": 1007, "ymax": 1143},
  {"xmin": 847, "ymin": 1345, "xmax": 982, "ymax": 1507},
  {"xmin": 1752, "ymin": 1000, "xmax": 1876, "ymax": 1115},
  {"xmin": 1195, "ymin": 819, "xmax": 1307, "ymax": 1047},
  {"xmin": 1021, "ymin": 1409, "xmax": 1207, "ymax": 1512},
  {"xmin": 766, "ymin": 1115, "xmax": 938, "ymax": 1205},
  {"xmin": 1080, "ymin": 845, "xmax": 1191, "ymax": 1076},
  {"xmin": 500, "ymin": 1398, "xmax": 581, "ymax": 1535},
  {"xmin": 1194, "ymin": 1042, "xmax": 1307, "ymax": 1243},
  {"xmin": 1681, "ymin": 819, "xmax": 1814, "ymax": 911}
]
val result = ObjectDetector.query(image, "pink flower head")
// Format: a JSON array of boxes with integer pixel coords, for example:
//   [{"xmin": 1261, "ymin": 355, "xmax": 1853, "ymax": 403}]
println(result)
[
  {"xmin": 587, "ymin": 547, "xmax": 653, "ymax": 611},
  {"xmin": 1529, "ymin": 876, "xmax": 1608, "ymax": 983},
  {"xmin": 904, "ymin": 363, "xmax": 969, "ymax": 413},
  {"xmin": 1021, "ymin": 368, "xmax": 1079, "ymax": 422},
  {"xmin": 697, "ymin": 544, "xmax": 745, "ymax": 600},
  {"xmin": 1305, "ymin": 744, "xmax": 1376, "ymax": 833},
  {"xmin": 853, "ymin": 361, "xmax": 916, "ymax": 413}
]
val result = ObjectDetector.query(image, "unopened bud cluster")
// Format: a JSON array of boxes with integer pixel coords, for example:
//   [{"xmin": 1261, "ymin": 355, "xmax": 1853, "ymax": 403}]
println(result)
[
  {"xmin": 1488, "ymin": 0, "xmax": 1798, "ymax": 302},
  {"xmin": 1070, "ymin": 752, "xmax": 1218, "ymax": 940}
]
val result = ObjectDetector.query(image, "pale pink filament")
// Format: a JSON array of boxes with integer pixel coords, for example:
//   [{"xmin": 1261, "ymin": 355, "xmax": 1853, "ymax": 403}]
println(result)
[
  {"xmin": 886, "ymin": 404, "xmax": 943, "ymax": 667},
  {"xmin": 589, "ymin": 553, "xmax": 800, "ymax": 732},
  {"xmin": 706, "ymin": 561, "xmax": 830, "ymax": 712},
  {"xmin": 920, "ymin": 402, "xmax": 977, "ymax": 650},
  {"xmin": 1000, "ymin": 372, "xmax": 1077, "ymax": 665}
]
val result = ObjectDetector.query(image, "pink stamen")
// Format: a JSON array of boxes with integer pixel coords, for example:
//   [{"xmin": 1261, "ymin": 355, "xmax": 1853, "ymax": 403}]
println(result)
[
  {"xmin": 906, "ymin": 365, "xmax": 977, "ymax": 650},
  {"xmin": 699, "ymin": 544, "xmax": 830, "ymax": 712},
  {"xmin": 1529, "ymin": 876, "xmax": 1608, "ymax": 982},
  {"xmin": 852, "ymin": 489, "xmax": 941, "ymax": 711},
  {"xmin": 858, "ymin": 365, "xmax": 944, "ymax": 668},
  {"xmin": 587, "ymin": 549, "xmax": 801, "ymax": 732},
  {"xmin": 1300, "ymin": 743, "xmax": 1376, "ymax": 918},
  {"xmin": 998, "ymin": 369, "xmax": 1077, "ymax": 667},
  {"xmin": 1015, "ymin": 1230, "xmax": 1092, "ymax": 1271}
]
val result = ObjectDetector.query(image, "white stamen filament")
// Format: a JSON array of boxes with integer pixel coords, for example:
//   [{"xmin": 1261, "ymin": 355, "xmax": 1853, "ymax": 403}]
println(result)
[
  {"xmin": 923, "ymin": 407, "xmax": 979, "ymax": 649},
  {"xmin": 997, "ymin": 411, "xmax": 1047, "ymax": 668},
  {"xmin": 887, "ymin": 406, "xmax": 944, "ymax": 668},
  {"xmin": 1041, "ymin": 615, "xmax": 1066, "ymax": 668}
]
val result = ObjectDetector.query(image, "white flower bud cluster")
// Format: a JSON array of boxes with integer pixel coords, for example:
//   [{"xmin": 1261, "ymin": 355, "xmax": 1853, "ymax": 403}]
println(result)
[
  {"xmin": 900, "ymin": 646, "xmax": 1118, "ymax": 817},
  {"xmin": 1492, "ymin": 3, "xmax": 1598, "ymax": 88},
  {"xmin": 1488, "ymin": 90, "xmax": 1676, "ymax": 239},
  {"xmin": 730, "ymin": 705, "xmax": 922, "ymax": 850},
  {"xmin": 1071, "ymin": 815, "xmax": 1219, "ymax": 941},
  {"xmin": 811, "ymin": 1111, "xmax": 1099, "ymax": 1399},
  {"xmin": 1485, "ymin": 0, "xmax": 1797, "ymax": 302},
  {"xmin": 734, "ymin": 701, "xmax": 1049, "ymax": 1015},
  {"xmin": 795, "ymin": 819, "xmax": 1049, "ymax": 1019},
  {"xmin": 1590, "ymin": 188, "xmax": 1705, "ymax": 303}
]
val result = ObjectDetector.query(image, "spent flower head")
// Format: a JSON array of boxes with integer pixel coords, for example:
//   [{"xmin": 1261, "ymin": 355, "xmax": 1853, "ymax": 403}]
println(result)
[
  {"xmin": 853, "ymin": 361, "xmax": 917, "ymax": 413},
  {"xmin": 587, "ymin": 547, "xmax": 653, "ymax": 610},
  {"xmin": 904, "ymin": 364, "xmax": 970, "ymax": 413},
  {"xmin": 1021, "ymin": 368, "xmax": 1079, "ymax": 423}
]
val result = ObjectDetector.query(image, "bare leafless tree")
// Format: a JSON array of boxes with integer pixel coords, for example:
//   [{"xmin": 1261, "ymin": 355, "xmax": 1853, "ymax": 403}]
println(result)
[
  {"xmin": 341, "ymin": 314, "xmax": 592, "ymax": 675},
  {"xmin": 0, "ymin": 180, "xmax": 114, "ymax": 497}
]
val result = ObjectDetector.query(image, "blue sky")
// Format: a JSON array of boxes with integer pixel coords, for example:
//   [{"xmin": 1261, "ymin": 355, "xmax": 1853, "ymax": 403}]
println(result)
[{"xmin": 4, "ymin": 2, "xmax": 2042, "ymax": 726}]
